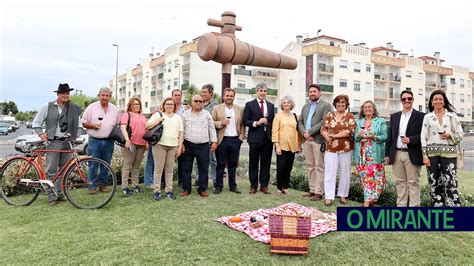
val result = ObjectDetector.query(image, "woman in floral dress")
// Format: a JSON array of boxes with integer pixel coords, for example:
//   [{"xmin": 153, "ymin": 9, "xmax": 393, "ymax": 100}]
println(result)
[{"xmin": 354, "ymin": 100, "xmax": 387, "ymax": 207}]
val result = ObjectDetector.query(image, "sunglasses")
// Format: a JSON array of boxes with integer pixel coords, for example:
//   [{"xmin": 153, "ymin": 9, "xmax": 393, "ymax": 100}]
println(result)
[
  {"xmin": 193, "ymin": 100, "xmax": 203, "ymax": 103},
  {"xmin": 401, "ymin": 97, "xmax": 413, "ymax": 102}
]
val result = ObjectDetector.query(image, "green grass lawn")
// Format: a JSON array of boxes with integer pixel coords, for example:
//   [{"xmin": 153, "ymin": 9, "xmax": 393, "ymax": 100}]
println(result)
[{"xmin": 1, "ymin": 169, "xmax": 473, "ymax": 264}]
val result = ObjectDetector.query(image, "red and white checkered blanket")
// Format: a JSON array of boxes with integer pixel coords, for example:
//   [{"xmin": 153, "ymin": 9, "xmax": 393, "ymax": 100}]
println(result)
[{"xmin": 216, "ymin": 202, "xmax": 337, "ymax": 244}]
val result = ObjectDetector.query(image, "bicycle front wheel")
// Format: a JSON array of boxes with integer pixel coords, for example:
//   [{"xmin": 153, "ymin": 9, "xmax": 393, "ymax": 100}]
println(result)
[
  {"xmin": 0, "ymin": 157, "xmax": 41, "ymax": 206},
  {"xmin": 64, "ymin": 158, "xmax": 116, "ymax": 209}
]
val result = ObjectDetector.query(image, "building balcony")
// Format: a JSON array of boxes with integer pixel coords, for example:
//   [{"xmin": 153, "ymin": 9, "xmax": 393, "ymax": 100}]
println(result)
[
  {"xmin": 374, "ymin": 73, "xmax": 388, "ymax": 81},
  {"xmin": 320, "ymin": 84, "xmax": 334, "ymax": 93},
  {"xmin": 235, "ymin": 87, "xmax": 252, "ymax": 94},
  {"xmin": 425, "ymin": 81, "xmax": 437, "ymax": 87},
  {"xmin": 267, "ymin": 88, "xmax": 278, "ymax": 96},
  {"xmin": 389, "ymin": 75, "xmax": 401, "ymax": 82},
  {"xmin": 318, "ymin": 63, "xmax": 334, "ymax": 74},
  {"xmin": 234, "ymin": 68, "xmax": 252, "ymax": 76},
  {"xmin": 252, "ymin": 69, "xmax": 278, "ymax": 79},
  {"xmin": 374, "ymin": 90, "xmax": 387, "ymax": 98},
  {"xmin": 182, "ymin": 63, "xmax": 190, "ymax": 73}
]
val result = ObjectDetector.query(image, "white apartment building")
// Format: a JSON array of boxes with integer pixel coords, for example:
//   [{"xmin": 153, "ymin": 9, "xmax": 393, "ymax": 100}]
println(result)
[
  {"xmin": 279, "ymin": 35, "xmax": 473, "ymax": 125},
  {"xmin": 111, "ymin": 39, "xmax": 280, "ymax": 114}
]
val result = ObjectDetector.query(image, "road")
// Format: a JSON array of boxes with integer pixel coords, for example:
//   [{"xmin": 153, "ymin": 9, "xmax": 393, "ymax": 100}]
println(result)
[{"xmin": 0, "ymin": 127, "xmax": 473, "ymax": 170}]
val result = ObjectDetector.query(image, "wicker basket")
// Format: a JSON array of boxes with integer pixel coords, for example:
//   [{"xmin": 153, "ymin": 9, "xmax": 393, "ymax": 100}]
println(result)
[{"xmin": 268, "ymin": 213, "xmax": 312, "ymax": 255}]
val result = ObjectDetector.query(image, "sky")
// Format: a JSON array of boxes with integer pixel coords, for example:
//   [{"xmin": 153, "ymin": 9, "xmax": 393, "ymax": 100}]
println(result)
[{"xmin": 1, "ymin": 0, "xmax": 473, "ymax": 111}]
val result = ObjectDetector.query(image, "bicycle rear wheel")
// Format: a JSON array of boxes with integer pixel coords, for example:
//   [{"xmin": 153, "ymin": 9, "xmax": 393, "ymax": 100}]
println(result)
[
  {"xmin": 0, "ymin": 157, "xmax": 41, "ymax": 206},
  {"xmin": 63, "ymin": 158, "xmax": 116, "ymax": 209}
]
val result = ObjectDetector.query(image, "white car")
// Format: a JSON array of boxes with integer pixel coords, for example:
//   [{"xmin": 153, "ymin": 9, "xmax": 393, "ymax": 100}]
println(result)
[{"xmin": 15, "ymin": 129, "xmax": 89, "ymax": 155}]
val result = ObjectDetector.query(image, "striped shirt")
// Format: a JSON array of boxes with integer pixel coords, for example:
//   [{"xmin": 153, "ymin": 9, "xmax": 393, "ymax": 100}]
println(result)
[{"xmin": 182, "ymin": 109, "xmax": 217, "ymax": 144}]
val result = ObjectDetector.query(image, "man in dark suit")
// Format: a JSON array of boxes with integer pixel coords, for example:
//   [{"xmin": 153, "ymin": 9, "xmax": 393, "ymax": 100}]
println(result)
[
  {"xmin": 385, "ymin": 90, "xmax": 425, "ymax": 207},
  {"xmin": 243, "ymin": 83, "xmax": 275, "ymax": 194},
  {"xmin": 298, "ymin": 84, "xmax": 333, "ymax": 201}
]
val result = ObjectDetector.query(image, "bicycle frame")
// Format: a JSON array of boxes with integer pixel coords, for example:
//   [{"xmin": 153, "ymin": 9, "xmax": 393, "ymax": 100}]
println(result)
[{"xmin": 9, "ymin": 142, "xmax": 92, "ymax": 191}]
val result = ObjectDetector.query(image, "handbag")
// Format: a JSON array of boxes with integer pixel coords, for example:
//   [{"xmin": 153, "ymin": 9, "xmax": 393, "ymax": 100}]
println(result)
[
  {"xmin": 143, "ymin": 112, "xmax": 163, "ymax": 145},
  {"xmin": 108, "ymin": 112, "xmax": 132, "ymax": 147}
]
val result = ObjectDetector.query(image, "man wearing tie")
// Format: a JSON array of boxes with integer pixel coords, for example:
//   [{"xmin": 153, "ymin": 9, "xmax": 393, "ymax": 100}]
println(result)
[
  {"xmin": 298, "ymin": 84, "xmax": 333, "ymax": 201},
  {"xmin": 243, "ymin": 83, "xmax": 275, "ymax": 194}
]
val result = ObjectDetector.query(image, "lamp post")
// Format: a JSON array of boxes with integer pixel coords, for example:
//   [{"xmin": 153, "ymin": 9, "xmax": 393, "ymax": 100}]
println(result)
[
  {"xmin": 112, "ymin": 44, "xmax": 119, "ymax": 106},
  {"xmin": 316, "ymin": 29, "xmax": 321, "ymax": 84}
]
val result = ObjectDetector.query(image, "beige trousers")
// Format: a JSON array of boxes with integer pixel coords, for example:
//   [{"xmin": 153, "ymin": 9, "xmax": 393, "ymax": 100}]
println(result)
[
  {"xmin": 152, "ymin": 144, "xmax": 177, "ymax": 193},
  {"xmin": 303, "ymin": 141, "xmax": 325, "ymax": 195},
  {"xmin": 392, "ymin": 151, "xmax": 421, "ymax": 207},
  {"xmin": 121, "ymin": 146, "xmax": 146, "ymax": 188}
]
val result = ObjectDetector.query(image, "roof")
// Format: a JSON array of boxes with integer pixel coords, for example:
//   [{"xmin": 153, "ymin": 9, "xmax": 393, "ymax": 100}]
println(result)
[
  {"xmin": 418, "ymin": 56, "xmax": 445, "ymax": 62},
  {"xmin": 303, "ymin": 34, "xmax": 346, "ymax": 43},
  {"xmin": 371, "ymin": 46, "xmax": 400, "ymax": 53}
]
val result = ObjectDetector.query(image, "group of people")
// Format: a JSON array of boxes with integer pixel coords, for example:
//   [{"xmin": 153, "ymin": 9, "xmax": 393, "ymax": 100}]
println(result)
[{"xmin": 33, "ymin": 82, "xmax": 464, "ymax": 207}]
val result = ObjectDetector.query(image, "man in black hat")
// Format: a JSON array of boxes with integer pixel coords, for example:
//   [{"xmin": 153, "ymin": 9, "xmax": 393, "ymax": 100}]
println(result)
[{"xmin": 32, "ymin": 83, "xmax": 82, "ymax": 205}]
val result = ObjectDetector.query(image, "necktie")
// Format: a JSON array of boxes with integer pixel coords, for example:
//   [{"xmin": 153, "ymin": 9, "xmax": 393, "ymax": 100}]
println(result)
[{"xmin": 260, "ymin": 100, "xmax": 264, "ymax": 115}]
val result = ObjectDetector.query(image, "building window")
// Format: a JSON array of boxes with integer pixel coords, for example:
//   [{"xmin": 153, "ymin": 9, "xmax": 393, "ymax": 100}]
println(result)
[
  {"xmin": 145, "ymin": 102, "xmax": 148, "ymax": 108},
  {"xmin": 128, "ymin": 92, "xmax": 131, "ymax": 97},
  {"xmin": 405, "ymin": 87, "xmax": 411, "ymax": 91},
  {"xmin": 418, "ymin": 72, "xmax": 423, "ymax": 80},
  {"xmin": 460, "ymin": 94, "xmax": 465, "ymax": 103},
  {"xmin": 419, "ymin": 105, "xmax": 423, "ymax": 112},
  {"xmin": 173, "ymin": 78, "xmax": 178, "ymax": 87},
  {"xmin": 460, "ymin": 79, "xmax": 465, "ymax": 87},
  {"xmin": 289, "ymin": 79, "xmax": 293, "ymax": 86},
  {"xmin": 365, "ymin": 82, "xmax": 372, "ymax": 91},
  {"xmin": 386, "ymin": 52, "xmax": 389, "ymax": 56},
  {"xmin": 467, "ymin": 80, "xmax": 471, "ymax": 87},
  {"xmin": 339, "ymin": 79, "xmax": 347, "ymax": 88},
  {"xmin": 354, "ymin": 81, "xmax": 361, "ymax": 91},
  {"xmin": 366, "ymin": 64, "xmax": 371, "ymax": 72},
  {"xmin": 174, "ymin": 60, "xmax": 179, "ymax": 68},
  {"xmin": 237, "ymin": 80, "xmax": 246, "ymax": 88},
  {"xmin": 167, "ymin": 85, "xmax": 171, "ymax": 90},
  {"xmin": 238, "ymin": 65, "xmax": 246, "ymax": 69},
  {"xmin": 450, "ymin": 78, "xmax": 455, "ymax": 84},
  {"xmin": 330, "ymin": 41, "xmax": 335, "ymax": 46},
  {"xmin": 340, "ymin": 60, "xmax": 348, "ymax": 69},
  {"xmin": 418, "ymin": 89, "xmax": 423, "ymax": 96},
  {"xmin": 460, "ymin": 108, "xmax": 465, "ymax": 116},
  {"xmin": 468, "ymin": 109, "xmax": 471, "ymax": 116},
  {"xmin": 405, "ymin": 71, "xmax": 412, "ymax": 78},
  {"xmin": 354, "ymin": 62, "xmax": 361, "ymax": 72}
]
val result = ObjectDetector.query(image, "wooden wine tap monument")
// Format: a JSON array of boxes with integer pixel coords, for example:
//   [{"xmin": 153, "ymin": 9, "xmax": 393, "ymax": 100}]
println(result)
[{"xmin": 197, "ymin": 11, "xmax": 298, "ymax": 97}]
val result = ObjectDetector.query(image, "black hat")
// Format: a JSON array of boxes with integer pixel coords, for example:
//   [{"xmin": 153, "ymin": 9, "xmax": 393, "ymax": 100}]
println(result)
[{"xmin": 54, "ymin": 83, "xmax": 74, "ymax": 93}]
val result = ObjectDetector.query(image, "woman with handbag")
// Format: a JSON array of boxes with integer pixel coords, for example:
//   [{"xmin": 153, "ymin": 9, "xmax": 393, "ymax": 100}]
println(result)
[
  {"xmin": 421, "ymin": 90, "xmax": 464, "ymax": 207},
  {"xmin": 120, "ymin": 97, "xmax": 147, "ymax": 196},
  {"xmin": 146, "ymin": 97, "xmax": 184, "ymax": 201},
  {"xmin": 320, "ymin": 94, "xmax": 356, "ymax": 206},
  {"xmin": 354, "ymin": 100, "xmax": 387, "ymax": 207},
  {"xmin": 271, "ymin": 96, "xmax": 302, "ymax": 195}
]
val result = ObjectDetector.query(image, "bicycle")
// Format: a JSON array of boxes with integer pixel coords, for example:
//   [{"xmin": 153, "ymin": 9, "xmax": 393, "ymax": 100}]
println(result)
[{"xmin": 0, "ymin": 134, "xmax": 116, "ymax": 209}]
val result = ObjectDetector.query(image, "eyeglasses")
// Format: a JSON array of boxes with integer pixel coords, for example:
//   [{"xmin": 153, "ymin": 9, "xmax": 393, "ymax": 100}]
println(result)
[
  {"xmin": 193, "ymin": 100, "xmax": 203, "ymax": 103},
  {"xmin": 401, "ymin": 97, "xmax": 413, "ymax": 102}
]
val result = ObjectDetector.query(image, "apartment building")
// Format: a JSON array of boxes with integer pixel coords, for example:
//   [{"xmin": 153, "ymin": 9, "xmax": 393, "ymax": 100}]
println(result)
[
  {"xmin": 111, "ymin": 40, "xmax": 280, "ymax": 114},
  {"xmin": 279, "ymin": 35, "xmax": 473, "ymax": 125}
]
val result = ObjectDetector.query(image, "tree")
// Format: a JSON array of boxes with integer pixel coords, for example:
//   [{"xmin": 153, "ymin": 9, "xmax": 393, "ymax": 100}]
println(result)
[
  {"xmin": 0, "ymin": 101, "xmax": 19, "ymax": 115},
  {"xmin": 183, "ymin": 84, "xmax": 221, "ymax": 105},
  {"xmin": 70, "ymin": 94, "xmax": 98, "ymax": 112},
  {"xmin": 15, "ymin": 111, "xmax": 37, "ymax": 121}
]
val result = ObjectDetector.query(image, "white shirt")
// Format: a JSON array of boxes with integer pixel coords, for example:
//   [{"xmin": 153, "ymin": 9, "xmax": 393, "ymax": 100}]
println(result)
[
  {"xmin": 397, "ymin": 109, "xmax": 413, "ymax": 149},
  {"xmin": 224, "ymin": 106, "xmax": 238, "ymax": 137}
]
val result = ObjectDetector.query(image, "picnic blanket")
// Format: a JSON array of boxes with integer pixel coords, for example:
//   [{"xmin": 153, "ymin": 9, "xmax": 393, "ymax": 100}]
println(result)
[{"xmin": 216, "ymin": 202, "xmax": 337, "ymax": 244}]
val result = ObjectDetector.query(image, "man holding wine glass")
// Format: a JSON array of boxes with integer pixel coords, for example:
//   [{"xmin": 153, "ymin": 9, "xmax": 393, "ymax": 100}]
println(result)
[
  {"xmin": 243, "ymin": 83, "xmax": 275, "ymax": 194},
  {"xmin": 385, "ymin": 90, "xmax": 425, "ymax": 207},
  {"xmin": 82, "ymin": 87, "xmax": 120, "ymax": 194},
  {"xmin": 211, "ymin": 88, "xmax": 245, "ymax": 194}
]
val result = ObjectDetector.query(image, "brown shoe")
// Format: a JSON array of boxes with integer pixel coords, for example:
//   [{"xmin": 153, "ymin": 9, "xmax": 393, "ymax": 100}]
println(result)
[
  {"xmin": 48, "ymin": 200, "xmax": 58, "ymax": 206},
  {"xmin": 303, "ymin": 192, "xmax": 316, "ymax": 198},
  {"xmin": 340, "ymin": 197, "xmax": 348, "ymax": 204},
  {"xmin": 249, "ymin": 188, "xmax": 257, "ymax": 194},
  {"xmin": 199, "ymin": 191, "xmax": 209, "ymax": 197},
  {"xmin": 88, "ymin": 189, "xmax": 98, "ymax": 195},
  {"xmin": 260, "ymin": 187, "xmax": 271, "ymax": 194},
  {"xmin": 310, "ymin": 194, "xmax": 323, "ymax": 201},
  {"xmin": 98, "ymin": 186, "xmax": 109, "ymax": 193},
  {"xmin": 180, "ymin": 191, "xmax": 190, "ymax": 197},
  {"xmin": 324, "ymin": 199, "xmax": 333, "ymax": 206}
]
